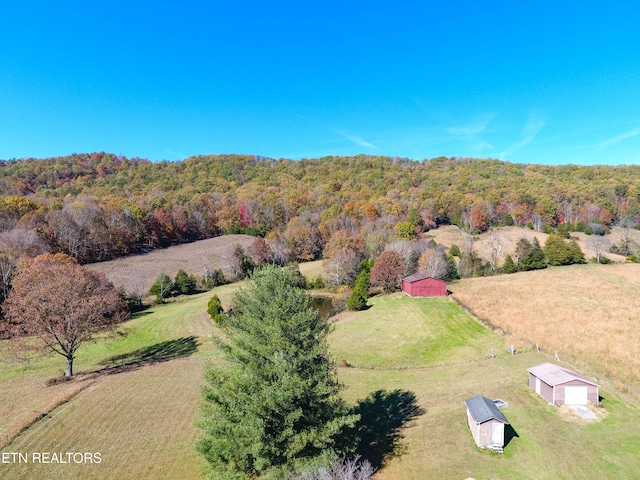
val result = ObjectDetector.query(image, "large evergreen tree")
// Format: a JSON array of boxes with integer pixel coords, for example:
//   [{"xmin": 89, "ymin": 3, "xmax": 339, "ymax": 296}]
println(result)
[{"xmin": 197, "ymin": 265, "xmax": 358, "ymax": 479}]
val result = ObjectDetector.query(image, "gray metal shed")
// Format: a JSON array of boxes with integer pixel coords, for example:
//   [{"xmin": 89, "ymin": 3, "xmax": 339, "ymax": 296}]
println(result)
[{"xmin": 464, "ymin": 395, "xmax": 509, "ymax": 452}]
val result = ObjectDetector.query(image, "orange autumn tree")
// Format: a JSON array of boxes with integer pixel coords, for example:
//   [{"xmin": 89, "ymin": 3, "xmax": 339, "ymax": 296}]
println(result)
[{"xmin": 3, "ymin": 253, "xmax": 128, "ymax": 377}]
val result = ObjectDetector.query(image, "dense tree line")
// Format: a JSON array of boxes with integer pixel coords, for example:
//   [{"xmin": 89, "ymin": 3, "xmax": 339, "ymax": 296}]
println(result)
[
  {"xmin": 1, "ymin": 154, "xmax": 639, "ymax": 242},
  {"xmin": 0, "ymin": 153, "xmax": 637, "ymax": 307}
]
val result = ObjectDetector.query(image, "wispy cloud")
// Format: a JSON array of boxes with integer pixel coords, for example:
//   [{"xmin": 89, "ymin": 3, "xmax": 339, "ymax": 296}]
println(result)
[
  {"xmin": 164, "ymin": 149, "xmax": 188, "ymax": 161},
  {"xmin": 446, "ymin": 115, "xmax": 496, "ymax": 152},
  {"xmin": 500, "ymin": 113, "xmax": 545, "ymax": 159},
  {"xmin": 596, "ymin": 126, "xmax": 640, "ymax": 149},
  {"xmin": 332, "ymin": 129, "xmax": 376, "ymax": 149}
]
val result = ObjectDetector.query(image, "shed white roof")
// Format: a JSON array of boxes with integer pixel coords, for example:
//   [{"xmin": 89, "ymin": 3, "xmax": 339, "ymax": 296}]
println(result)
[{"xmin": 527, "ymin": 363, "xmax": 599, "ymax": 387}]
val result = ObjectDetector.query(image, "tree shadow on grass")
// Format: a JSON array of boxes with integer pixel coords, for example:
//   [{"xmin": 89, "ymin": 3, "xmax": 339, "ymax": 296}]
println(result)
[
  {"xmin": 97, "ymin": 336, "xmax": 199, "ymax": 374},
  {"xmin": 352, "ymin": 389, "xmax": 425, "ymax": 469}
]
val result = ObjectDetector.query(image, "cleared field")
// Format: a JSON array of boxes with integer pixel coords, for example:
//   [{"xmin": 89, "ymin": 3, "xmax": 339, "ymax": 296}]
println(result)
[
  {"xmin": 1, "ymin": 358, "xmax": 207, "ymax": 480},
  {"xmin": 425, "ymin": 225, "xmax": 639, "ymax": 264},
  {"xmin": 86, "ymin": 234, "xmax": 255, "ymax": 293},
  {"xmin": 2, "ymin": 268, "xmax": 640, "ymax": 479},
  {"xmin": 332, "ymin": 294, "xmax": 640, "ymax": 480},
  {"xmin": 0, "ymin": 288, "xmax": 226, "ymax": 455},
  {"xmin": 449, "ymin": 263, "xmax": 640, "ymax": 398},
  {"xmin": 330, "ymin": 294, "xmax": 499, "ymax": 368}
]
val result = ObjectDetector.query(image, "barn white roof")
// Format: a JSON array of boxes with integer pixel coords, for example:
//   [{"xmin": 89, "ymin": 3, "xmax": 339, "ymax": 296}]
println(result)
[{"xmin": 527, "ymin": 363, "xmax": 599, "ymax": 387}]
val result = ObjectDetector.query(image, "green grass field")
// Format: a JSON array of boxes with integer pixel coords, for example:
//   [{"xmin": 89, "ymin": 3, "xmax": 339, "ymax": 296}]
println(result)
[{"xmin": 1, "ymin": 281, "xmax": 640, "ymax": 479}]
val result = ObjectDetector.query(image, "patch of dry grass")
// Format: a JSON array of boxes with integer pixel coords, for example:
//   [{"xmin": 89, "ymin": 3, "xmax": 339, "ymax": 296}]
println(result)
[
  {"xmin": 87, "ymin": 234, "xmax": 256, "ymax": 293},
  {"xmin": 298, "ymin": 260, "xmax": 324, "ymax": 281},
  {"xmin": 424, "ymin": 225, "xmax": 638, "ymax": 264},
  {"xmin": 450, "ymin": 263, "xmax": 640, "ymax": 396},
  {"xmin": 1, "ymin": 358, "xmax": 207, "ymax": 480}
]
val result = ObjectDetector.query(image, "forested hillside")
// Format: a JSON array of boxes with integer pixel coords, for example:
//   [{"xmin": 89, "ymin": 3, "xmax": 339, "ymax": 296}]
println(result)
[{"xmin": 0, "ymin": 153, "xmax": 638, "ymax": 267}]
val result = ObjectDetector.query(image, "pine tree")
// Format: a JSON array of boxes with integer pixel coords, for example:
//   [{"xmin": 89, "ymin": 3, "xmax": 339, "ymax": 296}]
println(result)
[
  {"xmin": 502, "ymin": 254, "xmax": 518, "ymax": 274},
  {"xmin": 446, "ymin": 254, "xmax": 460, "ymax": 280},
  {"xmin": 347, "ymin": 269, "xmax": 370, "ymax": 311},
  {"xmin": 174, "ymin": 269, "xmax": 196, "ymax": 295},
  {"xmin": 197, "ymin": 266, "xmax": 358, "ymax": 479}
]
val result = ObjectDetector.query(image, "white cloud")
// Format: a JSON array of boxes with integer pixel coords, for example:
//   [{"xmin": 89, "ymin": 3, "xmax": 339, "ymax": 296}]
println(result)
[
  {"xmin": 332, "ymin": 129, "xmax": 376, "ymax": 149},
  {"xmin": 446, "ymin": 114, "xmax": 496, "ymax": 152},
  {"xmin": 596, "ymin": 126, "xmax": 640, "ymax": 149},
  {"xmin": 500, "ymin": 114, "xmax": 545, "ymax": 159}
]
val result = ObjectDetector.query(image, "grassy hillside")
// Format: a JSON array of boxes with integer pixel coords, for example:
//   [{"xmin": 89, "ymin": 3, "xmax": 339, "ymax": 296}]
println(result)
[
  {"xmin": 86, "ymin": 234, "xmax": 256, "ymax": 294},
  {"xmin": 333, "ymin": 294, "xmax": 640, "ymax": 480},
  {"xmin": 449, "ymin": 263, "xmax": 640, "ymax": 400},
  {"xmin": 2, "ymin": 275, "xmax": 640, "ymax": 479},
  {"xmin": 0, "ymin": 286, "xmax": 239, "ymax": 480}
]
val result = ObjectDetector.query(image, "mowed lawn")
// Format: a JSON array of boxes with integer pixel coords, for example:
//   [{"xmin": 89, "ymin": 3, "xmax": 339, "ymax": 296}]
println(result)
[
  {"xmin": 332, "ymin": 294, "xmax": 640, "ymax": 480},
  {"xmin": 1, "ymin": 280, "xmax": 640, "ymax": 479},
  {"xmin": 0, "ymin": 285, "xmax": 238, "ymax": 480}
]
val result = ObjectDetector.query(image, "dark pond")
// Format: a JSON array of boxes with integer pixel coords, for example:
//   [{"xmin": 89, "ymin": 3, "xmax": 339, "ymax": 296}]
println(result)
[{"xmin": 309, "ymin": 295, "xmax": 339, "ymax": 319}]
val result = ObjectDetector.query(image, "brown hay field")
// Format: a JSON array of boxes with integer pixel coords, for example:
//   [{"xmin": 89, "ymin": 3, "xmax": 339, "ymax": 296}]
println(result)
[
  {"xmin": 424, "ymin": 225, "xmax": 638, "ymax": 264},
  {"xmin": 87, "ymin": 234, "xmax": 255, "ymax": 294},
  {"xmin": 449, "ymin": 263, "xmax": 640, "ymax": 398}
]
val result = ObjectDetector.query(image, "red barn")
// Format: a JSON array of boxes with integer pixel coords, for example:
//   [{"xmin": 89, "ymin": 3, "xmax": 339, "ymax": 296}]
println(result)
[{"xmin": 401, "ymin": 273, "xmax": 447, "ymax": 297}]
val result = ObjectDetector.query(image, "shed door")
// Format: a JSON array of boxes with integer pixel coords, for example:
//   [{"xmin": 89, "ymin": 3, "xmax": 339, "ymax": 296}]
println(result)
[
  {"xmin": 491, "ymin": 422, "xmax": 503, "ymax": 445},
  {"xmin": 535, "ymin": 377, "xmax": 541, "ymax": 394},
  {"xmin": 564, "ymin": 386, "xmax": 588, "ymax": 405}
]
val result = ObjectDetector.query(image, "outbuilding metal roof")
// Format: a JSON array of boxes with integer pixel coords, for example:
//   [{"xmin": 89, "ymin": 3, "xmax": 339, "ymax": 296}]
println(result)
[
  {"xmin": 402, "ymin": 273, "xmax": 445, "ymax": 283},
  {"xmin": 527, "ymin": 363, "xmax": 599, "ymax": 387},
  {"xmin": 465, "ymin": 395, "xmax": 509, "ymax": 424}
]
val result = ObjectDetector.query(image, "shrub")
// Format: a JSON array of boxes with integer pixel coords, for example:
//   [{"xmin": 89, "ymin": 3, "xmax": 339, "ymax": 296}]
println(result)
[
  {"xmin": 204, "ymin": 268, "xmax": 226, "ymax": 288},
  {"xmin": 174, "ymin": 269, "xmax": 197, "ymax": 295},
  {"xmin": 594, "ymin": 255, "xmax": 612, "ymax": 264},
  {"xmin": 150, "ymin": 273, "xmax": 173, "ymax": 303},
  {"xmin": 120, "ymin": 288, "xmax": 144, "ymax": 313},
  {"xmin": 308, "ymin": 276, "xmax": 325, "ymax": 289},
  {"xmin": 545, "ymin": 235, "xmax": 586, "ymax": 266},
  {"xmin": 207, "ymin": 294, "xmax": 224, "ymax": 325}
]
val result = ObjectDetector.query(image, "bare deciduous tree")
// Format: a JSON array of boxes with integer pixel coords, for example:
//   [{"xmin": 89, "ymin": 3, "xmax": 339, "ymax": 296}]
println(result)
[
  {"xmin": 587, "ymin": 233, "xmax": 611, "ymax": 263},
  {"xmin": 487, "ymin": 229, "xmax": 504, "ymax": 271},
  {"xmin": 323, "ymin": 249, "xmax": 359, "ymax": 288},
  {"xmin": 0, "ymin": 228, "xmax": 48, "ymax": 259},
  {"xmin": 417, "ymin": 248, "xmax": 449, "ymax": 280},
  {"xmin": 294, "ymin": 455, "xmax": 376, "ymax": 480}
]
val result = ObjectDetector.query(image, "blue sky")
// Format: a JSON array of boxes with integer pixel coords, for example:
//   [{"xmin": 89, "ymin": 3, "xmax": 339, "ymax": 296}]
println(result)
[{"xmin": 1, "ymin": 1, "xmax": 640, "ymax": 165}]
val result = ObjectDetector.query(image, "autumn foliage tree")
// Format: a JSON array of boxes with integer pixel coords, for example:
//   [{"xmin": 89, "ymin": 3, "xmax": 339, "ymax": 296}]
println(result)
[
  {"xmin": 2, "ymin": 253, "xmax": 128, "ymax": 377},
  {"xmin": 370, "ymin": 250, "xmax": 406, "ymax": 292}
]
